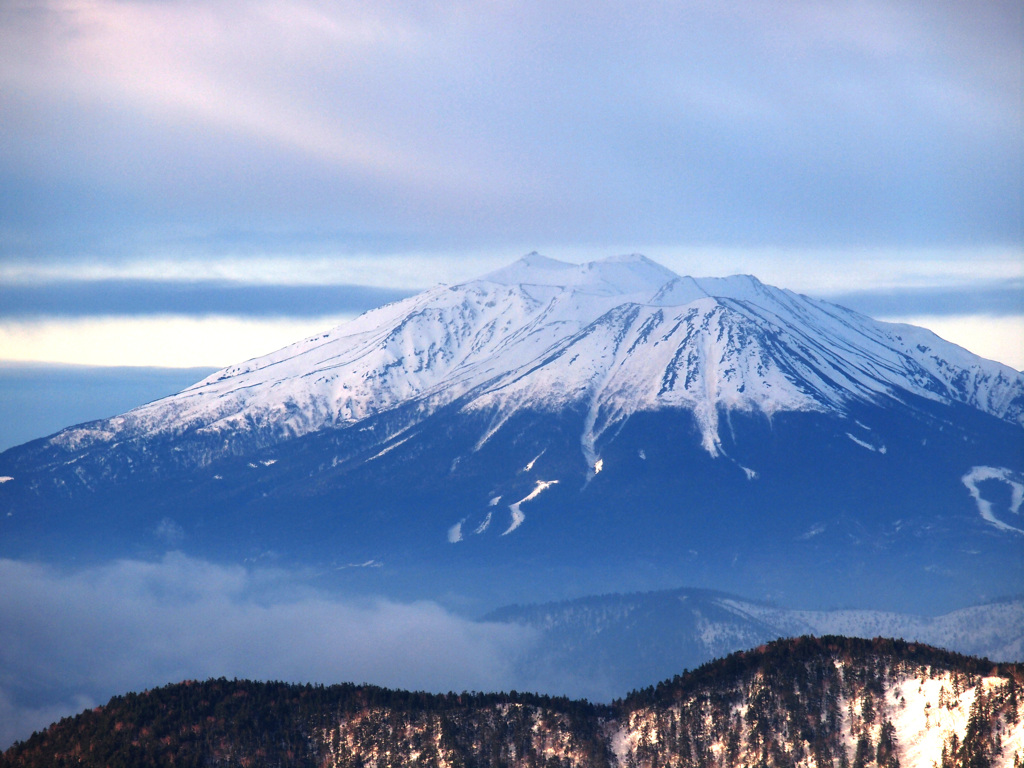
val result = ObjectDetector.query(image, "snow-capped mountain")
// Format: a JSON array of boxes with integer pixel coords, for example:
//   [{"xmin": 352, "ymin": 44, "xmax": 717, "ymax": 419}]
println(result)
[
  {"xmin": 38, "ymin": 252, "xmax": 1024, "ymax": 463},
  {"xmin": 1, "ymin": 254, "xmax": 1021, "ymax": 612}
]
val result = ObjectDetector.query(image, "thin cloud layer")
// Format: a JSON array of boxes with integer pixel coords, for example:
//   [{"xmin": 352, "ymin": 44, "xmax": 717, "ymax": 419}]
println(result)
[
  {"xmin": 0, "ymin": 250, "xmax": 1021, "ymax": 370},
  {"xmin": 0, "ymin": 554, "xmax": 538, "ymax": 750},
  {"xmin": 1, "ymin": 0, "xmax": 1019, "ymax": 259},
  {"xmin": 822, "ymin": 279, "xmax": 1024, "ymax": 319},
  {"xmin": 2, "ymin": 276, "xmax": 1020, "ymax": 322},
  {"xmin": 0, "ymin": 280, "xmax": 415, "ymax": 318}
]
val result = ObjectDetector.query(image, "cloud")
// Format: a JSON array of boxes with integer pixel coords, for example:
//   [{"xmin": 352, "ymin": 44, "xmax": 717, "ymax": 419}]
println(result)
[
  {"xmin": 2, "ymin": 252, "xmax": 1020, "ymax": 322},
  {"xmin": 0, "ymin": 554, "xmax": 538, "ymax": 750},
  {"xmin": 822, "ymin": 279, "xmax": 1024, "ymax": 318},
  {"xmin": 0, "ymin": 280, "xmax": 415, "ymax": 319},
  {"xmin": 0, "ymin": 250, "xmax": 1020, "ymax": 372},
  {"xmin": 1, "ymin": 0, "xmax": 1019, "ymax": 256},
  {"xmin": 0, "ymin": 315, "xmax": 355, "ymax": 368}
]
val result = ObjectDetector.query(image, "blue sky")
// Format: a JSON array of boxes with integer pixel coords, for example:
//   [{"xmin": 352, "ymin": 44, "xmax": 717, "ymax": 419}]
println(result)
[{"xmin": 0, "ymin": 0, "xmax": 1021, "ymax": 396}]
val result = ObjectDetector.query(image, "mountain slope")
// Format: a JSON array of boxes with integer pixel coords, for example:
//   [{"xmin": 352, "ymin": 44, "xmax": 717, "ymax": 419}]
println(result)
[
  {"xmin": 0, "ymin": 255, "xmax": 1021, "ymax": 611},
  {"xmin": 3, "ymin": 637, "xmax": 1021, "ymax": 768}
]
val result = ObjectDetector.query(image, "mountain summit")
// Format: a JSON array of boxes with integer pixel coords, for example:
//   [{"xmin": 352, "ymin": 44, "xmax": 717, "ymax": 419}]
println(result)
[{"xmin": 1, "ymin": 255, "xmax": 1021, "ymax": 610}]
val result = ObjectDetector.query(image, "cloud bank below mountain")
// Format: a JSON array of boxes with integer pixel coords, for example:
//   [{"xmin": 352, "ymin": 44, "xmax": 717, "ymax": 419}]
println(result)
[{"xmin": 0, "ymin": 554, "xmax": 537, "ymax": 750}]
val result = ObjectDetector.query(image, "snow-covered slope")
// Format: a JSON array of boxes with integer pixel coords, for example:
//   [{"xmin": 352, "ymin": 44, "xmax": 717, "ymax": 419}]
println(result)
[
  {"xmin": 614, "ymin": 637, "xmax": 1024, "ymax": 768},
  {"xmin": 43, "ymin": 253, "xmax": 1024, "ymax": 463}
]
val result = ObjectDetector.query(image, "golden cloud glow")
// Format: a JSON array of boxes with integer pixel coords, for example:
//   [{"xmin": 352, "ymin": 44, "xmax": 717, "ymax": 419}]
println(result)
[
  {"xmin": 0, "ymin": 315, "xmax": 352, "ymax": 368},
  {"xmin": 0, "ymin": 311, "xmax": 1020, "ymax": 371}
]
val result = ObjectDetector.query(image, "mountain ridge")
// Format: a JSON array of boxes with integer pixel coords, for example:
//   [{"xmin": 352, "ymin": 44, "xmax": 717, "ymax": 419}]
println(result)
[
  {"xmin": 3, "ymin": 636, "xmax": 1021, "ymax": 768},
  {"xmin": 484, "ymin": 588, "xmax": 1024, "ymax": 701}
]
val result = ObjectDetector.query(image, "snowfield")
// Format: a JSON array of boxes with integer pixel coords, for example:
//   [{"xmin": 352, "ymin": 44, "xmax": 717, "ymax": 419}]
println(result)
[
  {"xmin": 502, "ymin": 480, "xmax": 559, "ymax": 536},
  {"xmin": 961, "ymin": 466, "xmax": 1024, "ymax": 534}
]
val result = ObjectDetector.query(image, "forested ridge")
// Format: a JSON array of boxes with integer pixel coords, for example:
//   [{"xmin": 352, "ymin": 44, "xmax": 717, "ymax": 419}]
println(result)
[
  {"xmin": 0, "ymin": 681, "xmax": 610, "ymax": 768},
  {"xmin": 617, "ymin": 636, "xmax": 1022, "ymax": 768},
  {"xmin": 3, "ymin": 636, "xmax": 1021, "ymax": 768}
]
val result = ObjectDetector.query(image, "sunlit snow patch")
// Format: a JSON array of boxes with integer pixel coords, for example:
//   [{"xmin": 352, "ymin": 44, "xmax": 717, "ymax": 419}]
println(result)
[
  {"xmin": 504, "ymin": 509, "xmax": 526, "ymax": 536},
  {"xmin": 447, "ymin": 521, "xmax": 464, "ymax": 543},
  {"xmin": 474, "ymin": 512, "xmax": 492, "ymax": 534},
  {"xmin": 961, "ymin": 466, "xmax": 1024, "ymax": 534},
  {"xmin": 523, "ymin": 450, "xmax": 545, "ymax": 472},
  {"xmin": 502, "ymin": 480, "xmax": 559, "ymax": 535},
  {"xmin": 884, "ymin": 672, "xmax": 1012, "ymax": 768},
  {"xmin": 367, "ymin": 434, "xmax": 413, "ymax": 461},
  {"xmin": 503, "ymin": 507, "xmax": 528, "ymax": 532},
  {"xmin": 846, "ymin": 433, "xmax": 886, "ymax": 453}
]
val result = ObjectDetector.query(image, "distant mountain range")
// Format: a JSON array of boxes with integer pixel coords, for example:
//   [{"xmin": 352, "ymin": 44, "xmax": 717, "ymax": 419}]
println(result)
[
  {"xmin": 3, "ymin": 637, "xmax": 1021, "ymax": 768},
  {"xmin": 1, "ymin": 254, "xmax": 1021, "ymax": 611},
  {"xmin": 486, "ymin": 588, "xmax": 1024, "ymax": 701}
]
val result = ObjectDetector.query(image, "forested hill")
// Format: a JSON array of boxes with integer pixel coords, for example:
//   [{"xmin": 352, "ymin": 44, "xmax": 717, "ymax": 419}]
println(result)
[
  {"xmin": 3, "ymin": 637, "xmax": 1022, "ymax": 768},
  {"xmin": 1, "ymin": 683, "xmax": 612, "ymax": 768}
]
